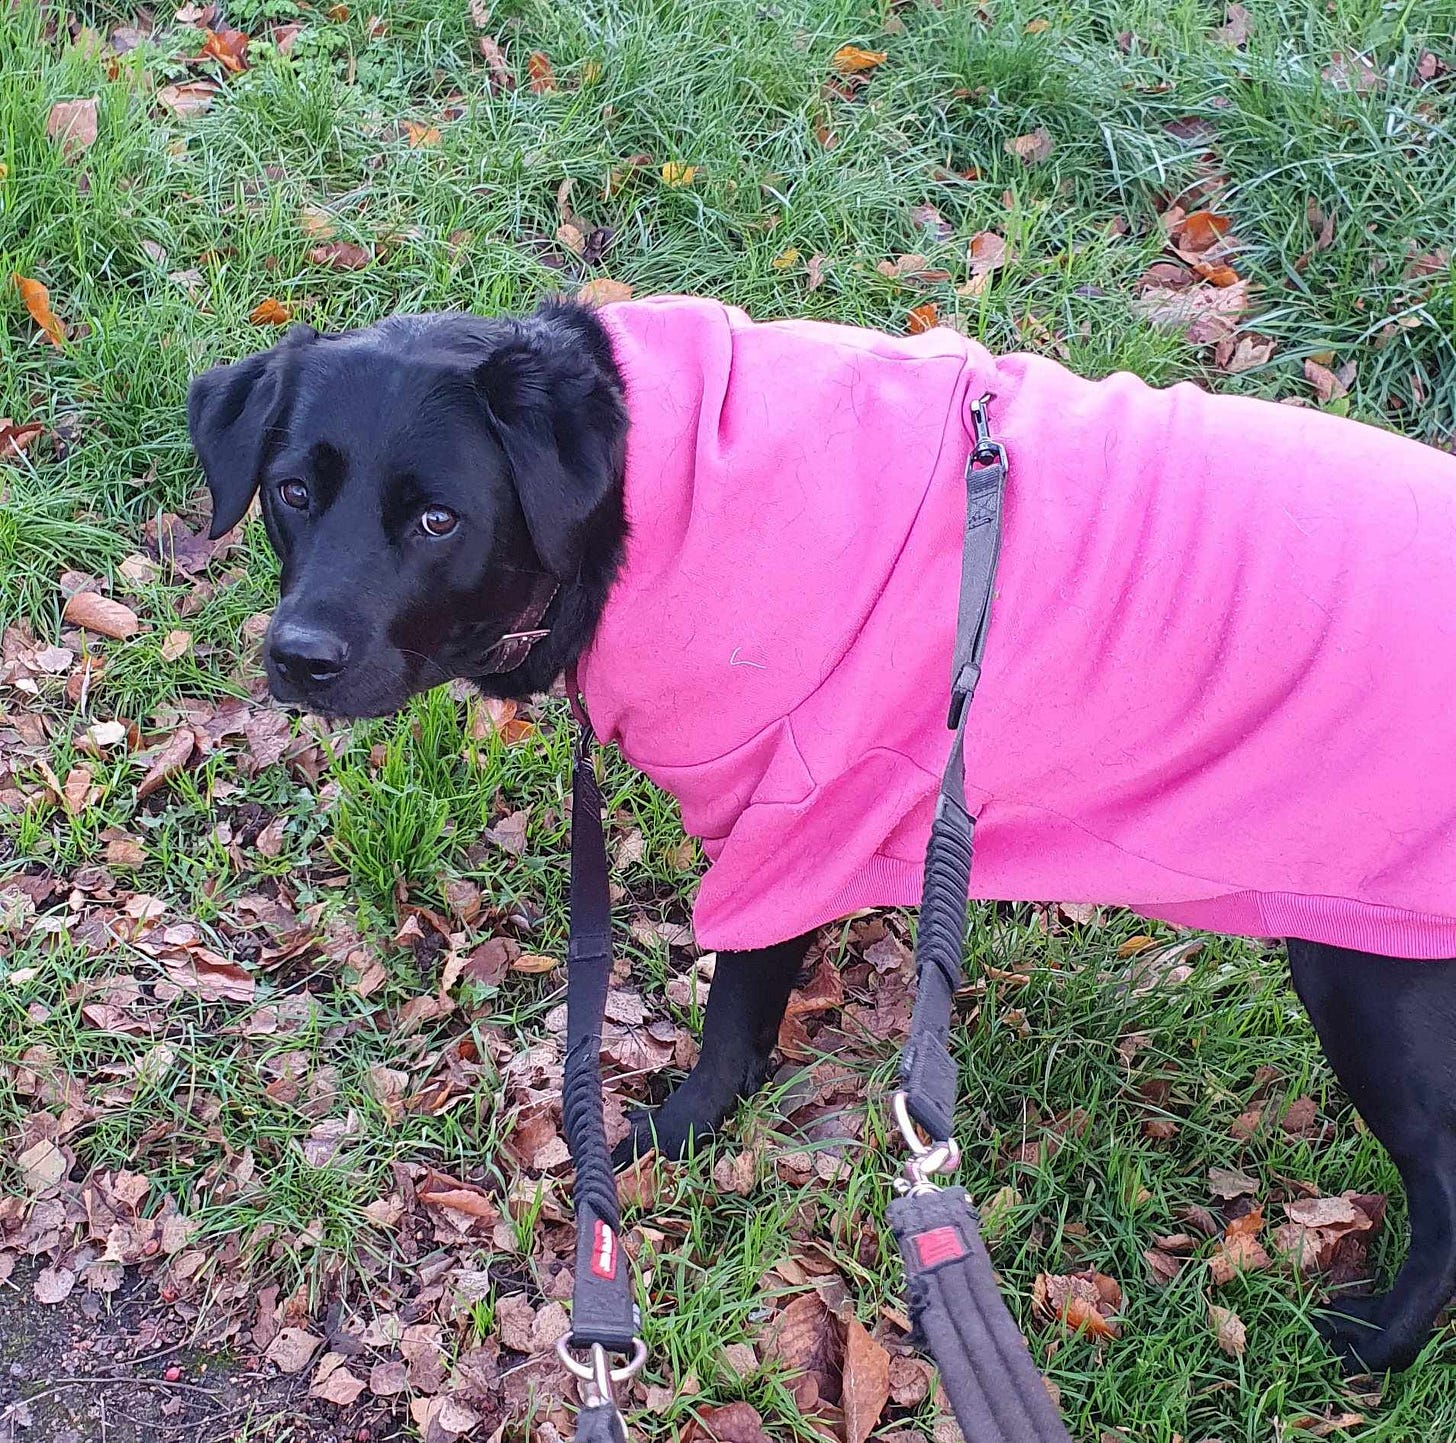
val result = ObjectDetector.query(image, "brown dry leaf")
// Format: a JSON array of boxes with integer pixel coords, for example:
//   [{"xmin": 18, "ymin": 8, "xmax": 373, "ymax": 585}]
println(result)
[
  {"xmin": 967, "ymin": 230, "xmax": 1007, "ymax": 277},
  {"xmin": 1144, "ymin": 1248, "xmax": 1184, "ymax": 1286},
  {"xmin": 310, "ymin": 1354, "xmax": 367, "ymax": 1405},
  {"xmin": 832, "ymin": 44, "xmax": 887, "ymax": 73},
  {"xmin": 47, "ymin": 98, "xmax": 99, "ymax": 157},
  {"xmin": 160, "ymin": 629, "xmax": 193, "ymax": 661},
  {"xmin": 63, "ymin": 591, "xmax": 139, "ymax": 639},
  {"xmin": 1213, "ymin": 3, "xmax": 1250, "ymax": 46},
  {"xmin": 370, "ymin": 1360, "xmax": 408, "ymax": 1396},
  {"xmin": 1024, "ymin": 17, "xmax": 1051, "ymax": 33},
  {"xmin": 63, "ymin": 765, "xmax": 96, "ymax": 816},
  {"xmin": 578, "ymin": 277, "xmax": 633, "ymax": 306},
  {"xmin": 137, "ymin": 729, "xmax": 196, "ymax": 800},
  {"xmin": 1170, "ymin": 209, "xmax": 1232, "ymax": 254},
  {"xmin": 1209, "ymin": 1218, "xmax": 1272, "ymax": 1285},
  {"xmin": 842, "ymin": 1317, "xmax": 890, "ymax": 1443},
  {"xmin": 34, "ymin": 1265, "xmax": 77, "ymax": 1305},
  {"xmin": 906, "ymin": 303, "xmax": 939, "ymax": 335},
  {"xmin": 202, "ymin": 27, "xmax": 250, "ymax": 72},
  {"xmin": 1290, "ymin": 1413, "xmax": 1367, "ymax": 1437},
  {"xmin": 1209, "ymin": 1303, "xmax": 1246, "ymax": 1356},
  {"xmin": 689, "ymin": 1402, "xmax": 772, "ymax": 1443},
  {"xmin": 1208, "ymin": 1165, "xmax": 1258, "ymax": 1200},
  {"xmin": 106, "ymin": 835, "xmax": 147, "ymax": 866},
  {"xmin": 1304, "ymin": 358, "xmax": 1353, "ymax": 404},
  {"xmin": 527, "ymin": 51, "xmax": 557, "ymax": 92},
  {"xmin": 1, "ymin": 418, "xmax": 46, "ymax": 459},
  {"xmin": 250, "ymin": 297, "xmax": 293, "ymax": 325},
  {"xmin": 1032, "ymin": 1271, "xmax": 1122, "ymax": 1342},
  {"xmin": 157, "ymin": 80, "xmax": 221, "ymax": 117},
  {"xmin": 712, "ymin": 1150, "xmax": 756, "ymax": 1195},
  {"xmin": 17, "ymin": 1139, "xmax": 67, "ymax": 1194},
  {"xmin": 512, "ymin": 953, "xmax": 558, "ymax": 974},
  {"xmin": 13, "ymin": 274, "xmax": 67, "ymax": 347},
  {"xmin": 1285, "ymin": 1196, "xmax": 1361, "ymax": 1229},
  {"xmin": 479, "ymin": 35, "xmax": 515, "ymax": 91},
  {"xmin": 265, "ymin": 1327, "xmax": 323, "ymax": 1374},
  {"xmin": 1322, "ymin": 51, "xmax": 1380, "ymax": 92},
  {"xmin": 766, "ymin": 1292, "xmax": 843, "ymax": 1405},
  {"xmin": 300, "ymin": 205, "xmax": 336, "ymax": 240},
  {"xmin": 1004, "ymin": 127, "xmax": 1053, "ymax": 164},
  {"xmin": 164, "ymin": 947, "xmax": 255, "ymax": 1003},
  {"xmin": 661, "ymin": 162, "xmax": 697, "ymax": 187},
  {"xmin": 805, "ymin": 253, "xmax": 826, "ymax": 291},
  {"xmin": 403, "ymin": 119, "xmax": 441, "ymax": 148},
  {"xmin": 308, "ymin": 241, "xmax": 372, "ymax": 270}
]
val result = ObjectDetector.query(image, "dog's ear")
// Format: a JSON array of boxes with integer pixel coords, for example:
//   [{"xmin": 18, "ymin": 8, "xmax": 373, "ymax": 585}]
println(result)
[
  {"xmin": 188, "ymin": 331, "xmax": 312, "ymax": 539},
  {"xmin": 473, "ymin": 306, "xmax": 625, "ymax": 581}
]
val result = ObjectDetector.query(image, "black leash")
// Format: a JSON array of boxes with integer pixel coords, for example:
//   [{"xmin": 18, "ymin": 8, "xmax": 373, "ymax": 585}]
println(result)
[
  {"xmin": 888, "ymin": 396, "xmax": 1073, "ymax": 1443},
  {"xmin": 555, "ymin": 700, "xmax": 645, "ymax": 1439},
  {"xmin": 554, "ymin": 395, "xmax": 1071, "ymax": 1442}
]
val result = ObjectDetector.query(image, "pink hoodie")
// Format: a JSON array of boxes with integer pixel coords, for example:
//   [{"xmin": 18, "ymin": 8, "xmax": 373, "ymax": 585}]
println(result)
[{"xmin": 579, "ymin": 296, "xmax": 1456, "ymax": 958}]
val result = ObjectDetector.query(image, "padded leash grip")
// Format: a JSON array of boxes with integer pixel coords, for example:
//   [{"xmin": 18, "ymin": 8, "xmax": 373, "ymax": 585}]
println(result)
[
  {"xmin": 890, "ymin": 1188, "xmax": 1073, "ymax": 1443},
  {"xmin": 574, "ymin": 1403, "xmax": 629, "ymax": 1443},
  {"xmin": 898, "ymin": 799, "xmax": 976, "ymax": 1142}
]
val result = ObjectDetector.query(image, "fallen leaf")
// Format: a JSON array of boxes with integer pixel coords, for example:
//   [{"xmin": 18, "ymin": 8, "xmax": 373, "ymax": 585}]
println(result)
[
  {"xmin": 202, "ymin": 27, "xmax": 250, "ymax": 72},
  {"xmin": 1291, "ymin": 1412, "xmax": 1367, "ymax": 1437},
  {"xmin": 157, "ymin": 80, "xmax": 220, "ymax": 117},
  {"xmin": 1024, "ymin": 17, "xmax": 1052, "ymax": 33},
  {"xmin": 689, "ymin": 1402, "xmax": 772, "ymax": 1443},
  {"xmin": 577, "ymin": 277, "xmax": 633, "ymax": 306},
  {"xmin": 370, "ymin": 1360, "xmax": 408, "ymax": 1395},
  {"xmin": 1285, "ymin": 1196, "xmax": 1361, "ymax": 1229},
  {"xmin": 1304, "ymin": 358, "xmax": 1351, "ymax": 404},
  {"xmin": 1144, "ymin": 1248, "xmax": 1184, "ymax": 1286},
  {"xmin": 0, "ymin": 418, "xmax": 45, "ymax": 459},
  {"xmin": 163, "ymin": 947, "xmax": 255, "ymax": 1003},
  {"xmin": 1213, "ymin": 3, "xmax": 1250, "ymax": 46},
  {"xmin": 17, "ymin": 1139, "xmax": 66, "ymax": 1194},
  {"xmin": 308, "ymin": 241, "xmax": 372, "ymax": 270},
  {"xmin": 310, "ymin": 1359, "xmax": 366, "ymax": 1405},
  {"xmin": 1209, "ymin": 1303, "xmax": 1246, "ymax": 1356},
  {"xmin": 1032, "ymin": 1271, "xmax": 1122, "ymax": 1342},
  {"xmin": 906, "ymin": 303, "xmax": 939, "ymax": 334},
  {"xmin": 479, "ymin": 36, "xmax": 515, "ymax": 91},
  {"xmin": 137, "ymin": 729, "xmax": 196, "ymax": 800},
  {"xmin": 772, "ymin": 246, "xmax": 800, "ymax": 270},
  {"xmin": 842, "ymin": 1317, "xmax": 890, "ymax": 1443},
  {"xmin": 1004, "ymin": 127, "xmax": 1053, "ymax": 164},
  {"xmin": 403, "ymin": 120, "xmax": 441, "ymax": 148},
  {"xmin": 249, "ymin": 297, "xmax": 293, "ymax": 325},
  {"xmin": 831, "ymin": 44, "xmax": 887, "ymax": 74},
  {"xmin": 967, "ymin": 230, "xmax": 1008, "ymax": 276},
  {"xmin": 1322, "ymin": 51, "xmax": 1380, "ymax": 92},
  {"xmin": 160, "ymin": 629, "xmax": 193, "ymax": 661},
  {"xmin": 766, "ymin": 1292, "xmax": 843, "ymax": 1405},
  {"xmin": 527, "ymin": 51, "xmax": 557, "ymax": 92},
  {"xmin": 512, "ymin": 953, "xmax": 558, "ymax": 974},
  {"xmin": 265, "ymin": 1327, "xmax": 323, "ymax": 1375},
  {"xmin": 63, "ymin": 592, "xmax": 139, "ymax": 639},
  {"xmin": 661, "ymin": 162, "xmax": 697, "ymax": 187},
  {"xmin": 46, "ymin": 98, "xmax": 99, "ymax": 157},
  {"xmin": 13, "ymin": 274, "xmax": 67, "ymax": 346},
  {"xmin": 34, "ymin": 1265, "xmax": 77, "ymax": 1304},
  {"xmin": 806, "ymin": 253, "xmax": 826, "ymax": 290},
  {"xmin": 63, "ymin": 765, "xmax": 96, "ymax": 816}
]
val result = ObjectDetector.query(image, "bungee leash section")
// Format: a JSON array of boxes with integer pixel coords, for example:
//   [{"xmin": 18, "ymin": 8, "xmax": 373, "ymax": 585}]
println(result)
[
  {"xmin": 557, "ymin": 395, "xmax": 1074, "ymax": 1443},
  {"xmin": 888, "ymin": 397, "xmax": 1075, "ymax": 1443}
]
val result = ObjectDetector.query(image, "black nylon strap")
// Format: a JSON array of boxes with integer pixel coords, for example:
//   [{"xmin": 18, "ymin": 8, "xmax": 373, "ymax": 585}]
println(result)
[
  {"xmin": 890, "ymin": 1189, "xmax": 1071, "ymax": 1443},
  {"xmin": 562, "ymin": 722, "xmax": 638, "ymax": 1354},
  {"xmin": 898, "ymin": 443, "xmax": 1006, "ymax": 1141}
]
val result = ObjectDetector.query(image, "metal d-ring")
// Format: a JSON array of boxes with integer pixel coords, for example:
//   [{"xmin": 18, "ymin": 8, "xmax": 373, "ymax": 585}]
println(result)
[
  {"xmin": 556, "ymin": 1337, "xmax": 649, "ymax": 1408},
  {"xmin": 892, "ymin": 1091, "xmax": 961, "ymax": 1194}
]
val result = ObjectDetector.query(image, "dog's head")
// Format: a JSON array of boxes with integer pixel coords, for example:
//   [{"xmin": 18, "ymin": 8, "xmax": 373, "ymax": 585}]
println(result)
[{"xmin": 187, "ymin": 302, "xmax": 626, "ymax": 717}]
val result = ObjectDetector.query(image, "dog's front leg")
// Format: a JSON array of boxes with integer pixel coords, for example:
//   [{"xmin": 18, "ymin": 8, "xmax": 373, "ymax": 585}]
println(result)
[{"xmin": 612, "ymin": 931, "xmax": 814, "ymax": 1165}]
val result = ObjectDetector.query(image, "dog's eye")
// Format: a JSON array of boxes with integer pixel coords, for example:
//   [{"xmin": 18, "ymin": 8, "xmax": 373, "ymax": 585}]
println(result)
[
  {"xmin": 278, "ymin": 480, "xmax": 310, "ymax": 510},
  {"xmin": 420, "ymin": 506, "xmax": 459, "ymax": 538}
]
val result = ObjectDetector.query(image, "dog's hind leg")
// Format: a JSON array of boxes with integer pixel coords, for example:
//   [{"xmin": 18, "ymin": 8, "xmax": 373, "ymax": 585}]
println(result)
[
  {"xmin": 612, "ymin": 931, "xmax": 814, "ymax": 1167},
  {"xmin": 1288, "ymin": 937, "xmax": 1456, "ymax": 1372}
]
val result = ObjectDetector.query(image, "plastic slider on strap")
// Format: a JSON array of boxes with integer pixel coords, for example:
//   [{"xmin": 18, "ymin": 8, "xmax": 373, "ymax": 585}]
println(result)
[{"xmin": 946, "ymin": 661, "xmax": 981, "ymax": 731}]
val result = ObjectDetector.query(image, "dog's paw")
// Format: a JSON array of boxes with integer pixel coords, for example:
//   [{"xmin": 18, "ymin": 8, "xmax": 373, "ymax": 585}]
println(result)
[
  {"xmin": 1316, "ymin": 1293, "xmax": 1397, "ymax": 1374},
  {"xmin": 611, "ymin": 1104, "xmax": 709, "ymax": 1169}
]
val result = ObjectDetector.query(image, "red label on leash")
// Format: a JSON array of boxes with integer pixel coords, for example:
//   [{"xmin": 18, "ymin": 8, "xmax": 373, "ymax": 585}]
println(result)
[
  {"xmin": 591, "ymin": 1220, "xmax": 618, "ymax": 1279},
  {"xmin": 913, "ymin": 1226, "xmax": 966, "ymax": 1268}
]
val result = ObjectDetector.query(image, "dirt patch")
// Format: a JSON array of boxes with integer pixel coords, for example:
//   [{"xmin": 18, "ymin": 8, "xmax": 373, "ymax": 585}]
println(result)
[{"xmin": 0, "ymin": 1262, "xmax": 404, "ymax": 1443}]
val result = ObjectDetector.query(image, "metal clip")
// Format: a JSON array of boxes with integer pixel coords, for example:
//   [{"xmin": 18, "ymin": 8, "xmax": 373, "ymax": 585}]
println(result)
[
  {"xmin": 968, "ymin": 392, "xmax": 1006, "ymax": 471},
  {"xmin": 892, "ymin": 1091, "xmax": 961, "ymax": 1196},
  {"xmin": 556, "ymin": 1338, "xmax": 648, "ymax": 1410}
]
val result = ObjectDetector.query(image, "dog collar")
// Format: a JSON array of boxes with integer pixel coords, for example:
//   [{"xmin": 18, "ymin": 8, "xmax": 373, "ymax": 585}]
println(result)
[{"xmin": 478, "ymin": 576, "xmax": 559, "ymax": 674}]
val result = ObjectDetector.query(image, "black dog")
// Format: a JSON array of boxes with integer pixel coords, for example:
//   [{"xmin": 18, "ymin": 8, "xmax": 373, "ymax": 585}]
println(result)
[{"xmin": 188, "ymin": 300, "xmax": 1456, "ymax": 1375}]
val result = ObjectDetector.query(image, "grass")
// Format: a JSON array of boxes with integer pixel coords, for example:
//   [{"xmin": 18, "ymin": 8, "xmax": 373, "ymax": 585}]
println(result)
[{"xmin": 2, "ymin": 0, "xmax": 1455, "ymax": 1438}]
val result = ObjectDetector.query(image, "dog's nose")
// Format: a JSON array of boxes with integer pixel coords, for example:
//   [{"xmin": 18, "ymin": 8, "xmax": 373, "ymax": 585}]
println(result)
[{"xmin": 269, "ymin": 622, "xmax": 350, "ymax": 689}]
